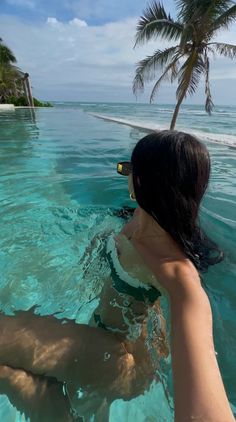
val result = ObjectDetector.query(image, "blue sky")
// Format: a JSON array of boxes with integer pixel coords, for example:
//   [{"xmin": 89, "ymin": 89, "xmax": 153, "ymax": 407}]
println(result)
[
  {"xmin": 1, "ymin": 0, "xmax": 176, "ymax": 25},
  {"xmin": 1, "ymin": 0, "xmax": 236, "ymax": 103}
]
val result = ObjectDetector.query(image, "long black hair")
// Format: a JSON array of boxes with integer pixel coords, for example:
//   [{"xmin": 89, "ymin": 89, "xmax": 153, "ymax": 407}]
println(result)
[{"xmin": 131, "ymin": 131, "xmax": 223, "ymax": 272}]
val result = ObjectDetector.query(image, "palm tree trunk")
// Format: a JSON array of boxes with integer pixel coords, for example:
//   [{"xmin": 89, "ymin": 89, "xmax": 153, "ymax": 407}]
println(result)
[
  {"xmin": 22, "ymin": 78, "xmax": 30, "ymax": 106},
  {"xmin": 24, "ymin": 73, "xmax": 34, "ymax": 108},
  {"xmin": 170, "ymin": 90, "xmax": 186, "ymax": 130}
]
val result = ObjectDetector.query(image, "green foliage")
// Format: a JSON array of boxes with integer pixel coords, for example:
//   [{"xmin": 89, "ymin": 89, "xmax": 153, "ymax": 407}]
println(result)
[
  {"xmin": 133, "ymin": 0, "xmax": 236, "ymax": 129},
  {"xmin": 5, "ymin": 96, "xmax": 26, "ymax": 106},
  {"xmin": 39, "ymin": 99, "xmax": 52, "ymax": 107},
  {"xmin": 0, "ymin": 38, "xmax": 17, "ymax": 66},
  {"xmin": 135, "ymin": 3, "xmax": 183, "ymax": 46},
  {"xmin": 0, "ymin": 38, "xmax": 53, "ymax": 107},
  {"xmin": 5, "ymin": 95, "xmax": 53, "ymax": 107},
  {"xmin": 0, "ymin": 38, "xmax": 23, "ymax": 102},
  {"xmin": 0, "ymin": 38, "xmax": 51, "ymax": 107},
  {"xmin": 32, "ymin": 97, "xmax": 53, "ymax": 107}
]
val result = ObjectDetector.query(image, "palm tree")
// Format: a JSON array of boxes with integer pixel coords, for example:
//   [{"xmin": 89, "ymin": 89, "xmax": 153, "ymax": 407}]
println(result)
[
  {"xmin": 133, "ymin": 1, "xmax": 236, "ymax": 129},
  {"xmin": 0, "ymin": 38, "xmax": 24, "ymax": 103},
  {"xmin": 0, "ymin": 37, "xmax": 17, "ymax": 66}
]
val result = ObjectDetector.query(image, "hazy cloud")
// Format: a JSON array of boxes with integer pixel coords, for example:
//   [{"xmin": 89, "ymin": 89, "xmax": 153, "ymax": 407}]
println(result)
[
  {"xmin": 1, "ymin": 14, "xmax": 236, "ymax": 103},
  {"xmin": 6, "ymin": 0, "xmax": 35, "ymax": 8},
  {"xmin": 46, "ymin": 17, "xmax": 59, "ymax": 26},
  {"xmin": 69, "ymin": 18, "xmax": 87, "ymax": 27},
  {"xmin": 64, "ymin": 0, "xmax": 147, "ymax": 23}
]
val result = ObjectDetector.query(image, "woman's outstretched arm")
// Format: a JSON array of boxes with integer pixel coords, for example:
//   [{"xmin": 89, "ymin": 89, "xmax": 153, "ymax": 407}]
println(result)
[
  {"xmin": 131, "ymin": 223, "xmax": 234, "ymax": 422},
  {"xmin": 122, "ymin": 207, "xmax": 234, "ymax": 421},
  {"xmin": 162, "ymin": 263, "xmax": 234, "ymax": 422}
]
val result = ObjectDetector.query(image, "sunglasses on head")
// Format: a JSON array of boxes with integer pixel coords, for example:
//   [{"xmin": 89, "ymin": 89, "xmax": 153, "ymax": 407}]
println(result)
[{"xmin": 117, "ymin": 161, "xmax": 132, "ymax": 176}]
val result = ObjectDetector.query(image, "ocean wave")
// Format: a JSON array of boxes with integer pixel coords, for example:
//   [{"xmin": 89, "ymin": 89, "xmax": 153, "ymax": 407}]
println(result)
[
  {"xmin": 180, "ymin": 109, "xmax": 206, "ymax": 115},
  {"xmin": 79, "ymin": 103, "xmax": 98, "ymax": 106},
  {"xmin": 89, "ymin": 113, "xmax": 164, "ymax": 132},
  {"xmin": 193, "ymin": 130, "xmax": 236, "ymax": 147},
  {"xmin": 90, "ymin": 113, "xmax": 236, "ymax": 148},
  {"xmin": 156, "ymin": 108, "xmax": 173, "ymax": 113}
]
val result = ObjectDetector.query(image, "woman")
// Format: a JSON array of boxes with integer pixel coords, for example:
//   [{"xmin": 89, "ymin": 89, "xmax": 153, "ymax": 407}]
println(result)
[{"xmin": 0, "ymin": 131, "xmax": 234, "ymax": 422}]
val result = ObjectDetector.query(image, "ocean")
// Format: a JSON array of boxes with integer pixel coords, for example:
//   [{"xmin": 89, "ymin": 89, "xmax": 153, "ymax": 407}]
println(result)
[{"xmin": 0, "ymin": 102, "xmax": 235, "ymax": 421}]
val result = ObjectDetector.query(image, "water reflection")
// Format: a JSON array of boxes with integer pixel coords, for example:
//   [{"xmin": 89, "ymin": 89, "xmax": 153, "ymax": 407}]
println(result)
[{"xmin": 0, "ymin": 108, "xmax": 38, "ymax": 141}]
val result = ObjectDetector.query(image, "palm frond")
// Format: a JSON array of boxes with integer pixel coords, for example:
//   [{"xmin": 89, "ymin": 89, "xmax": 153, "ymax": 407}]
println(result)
[
  {"xmin": 134, "ymin": 2, "xmax": 183, "ymax": 47},
  {"xmin": 133, "ymin": 46, "xmax": 179, "ymax": 94},
  {"xmin": 176, "ymin": 0, "xmax": 232, "ymax": 23},
  {"xmin": 176, "ymin": 0, "xmax": 234, "ymax": 47},
  {"xmin": 133, "ymin": 72, "xmax": 144, "ymax": 94},
  {"xmin": 0, "ymin": 43, "xmax": 17, "ymax": 64},
  {"xmin": 204, "ymin": 51, "xmax": 214, "ymax": 114},
  {"xmin": 209, "ymin": 42, "xmax": 236, "ymax": 59},
  {"xmin": 150, "ymin": 55, "xmax": 181, "ymax": 102},
  {"xmin": 211, "ymin": 4, "xmax": 236, "ymax": 34},
  {"xmin": 176, "ymin": 0, "xmax": 208, "ymax": 23},
  {"xmin": 176, "ymin": 49, "xmax": 205, "ymax": 100},
  {"xmin": 206, "ymin": 45, "xmax": 216, "ymax": 57}
]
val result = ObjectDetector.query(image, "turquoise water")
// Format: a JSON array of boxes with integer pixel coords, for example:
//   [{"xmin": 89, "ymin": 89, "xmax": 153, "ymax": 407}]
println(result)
[{"xmin": 0, "ymin": 103, "xmax": 235, "ymax": 421}]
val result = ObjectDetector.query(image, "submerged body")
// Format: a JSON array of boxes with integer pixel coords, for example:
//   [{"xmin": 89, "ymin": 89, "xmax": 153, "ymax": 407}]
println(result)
[
  {"xmin": 65, "ymin": 211, "xmax": 170, "ymax": 418},
  {"xmin": 0, "ymin": 208, "xmax": 169, "ymax": 422}
]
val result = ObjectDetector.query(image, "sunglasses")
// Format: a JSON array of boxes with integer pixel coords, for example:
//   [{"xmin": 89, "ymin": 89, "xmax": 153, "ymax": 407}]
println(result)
[{"xmin": 117, "ymin": 161, "xmax": 132, "ymax": 176}]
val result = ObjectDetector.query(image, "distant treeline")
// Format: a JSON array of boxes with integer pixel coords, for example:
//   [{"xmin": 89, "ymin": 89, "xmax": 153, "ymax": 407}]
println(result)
[{"xmin": 6, "ymin": 95, "xmax": 53, "ymax": 107}]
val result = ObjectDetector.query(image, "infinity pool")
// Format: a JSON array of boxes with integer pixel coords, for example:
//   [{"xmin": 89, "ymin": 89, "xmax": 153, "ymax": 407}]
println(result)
[{"xmin": 0, "ymin": 104, "xmax": 235, "ymax": 421}]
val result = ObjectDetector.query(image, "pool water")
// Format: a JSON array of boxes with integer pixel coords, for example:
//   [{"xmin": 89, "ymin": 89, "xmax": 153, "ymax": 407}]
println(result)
[{"xmin": 0, "ymin": 104, "xmax": 235, "ymax": 421}]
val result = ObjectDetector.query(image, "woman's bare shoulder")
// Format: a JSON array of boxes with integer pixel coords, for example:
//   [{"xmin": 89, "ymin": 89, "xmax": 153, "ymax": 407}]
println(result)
[
  {"xmin": 131, "ymin": 235, "xmax": 201, "ymax": 293},
  {"xmin": 150, "ymin": 257, "xmax": 201, "ymax": 298}
]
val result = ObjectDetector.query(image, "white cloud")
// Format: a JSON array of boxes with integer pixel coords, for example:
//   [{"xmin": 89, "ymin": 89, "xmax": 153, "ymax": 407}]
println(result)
[
  {"xmin": 6, "ymin": 0, "xmax": 35, "ymax": 8},
  {"xmin": 46, "ymin": 17, "xmax": 60, "ymax": 26},
  {"xmin": 47, "ymin": 17, "xmax": 88, "ymax": 29},
  {"xmin": 69, "ymin": 18, "xmax": 87, "ymax": 28},
  {"xmin": 0, "ymin": 14, "xmax": 236, "ymax": 103}
]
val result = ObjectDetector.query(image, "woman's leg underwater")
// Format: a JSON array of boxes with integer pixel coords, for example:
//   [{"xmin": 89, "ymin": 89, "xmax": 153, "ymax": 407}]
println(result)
[
  {"xmin": 0, "ymin": 309, "xmax": 130, "ymax": 393},
  {"xmin": 0, "ymin": 364, "xmax": 82, "ymax": 422},
  {"xmin": 0, "ymin": 309, "xmax": 163, "ymax": 418}
]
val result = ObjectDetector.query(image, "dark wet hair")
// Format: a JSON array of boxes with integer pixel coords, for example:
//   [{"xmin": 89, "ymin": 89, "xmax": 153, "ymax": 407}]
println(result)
[{"xmin": 131, "ymin": 131, "xmax": 223, "ymax": 272}]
